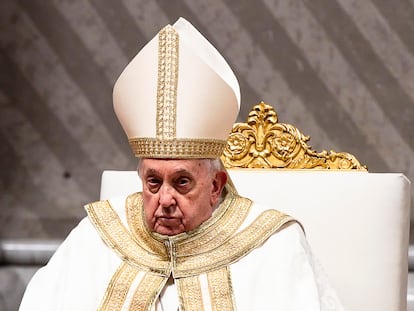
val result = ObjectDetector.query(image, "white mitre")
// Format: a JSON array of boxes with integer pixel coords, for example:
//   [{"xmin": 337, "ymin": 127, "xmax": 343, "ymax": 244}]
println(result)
[{"xmin": 113, "ymin": 17, "xmax": 240, "ymax": 158}]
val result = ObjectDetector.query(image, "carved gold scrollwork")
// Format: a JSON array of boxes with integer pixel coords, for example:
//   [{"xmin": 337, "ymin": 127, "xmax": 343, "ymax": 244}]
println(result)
[{"xmin": 221, "ymin": 102, "xmax": 367, "ymax": 170}]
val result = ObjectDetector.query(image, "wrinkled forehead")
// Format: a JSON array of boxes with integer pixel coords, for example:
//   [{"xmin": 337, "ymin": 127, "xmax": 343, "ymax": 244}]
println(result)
[{"xmin": 138, "ymin": 158, "xmax": 211, "ymax": 175}]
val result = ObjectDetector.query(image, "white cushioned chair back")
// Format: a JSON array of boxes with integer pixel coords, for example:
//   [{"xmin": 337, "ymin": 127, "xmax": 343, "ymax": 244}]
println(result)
[{"xmin": 100, "ymin": 169, "xmax": 411, "ymax": 311}]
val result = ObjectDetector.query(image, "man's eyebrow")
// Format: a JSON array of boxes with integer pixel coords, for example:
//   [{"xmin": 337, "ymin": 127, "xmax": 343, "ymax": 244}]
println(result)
[
  {"xmin": 173, "ymin": 169, "xmax": 193, "ymax": 176},
  {"xmin": 145, "ymin": 168, "xmax": 160, "ymax": 176},
  {"xmin": 144, "ymin": 168, "xmax": 192, "ymax": 176}
]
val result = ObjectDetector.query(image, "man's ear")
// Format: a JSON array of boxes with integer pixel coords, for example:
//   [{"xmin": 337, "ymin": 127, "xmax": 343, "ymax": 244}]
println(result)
[{"xmin": 210, "ymin": 171, "xmax": 228, "ymax": 206}]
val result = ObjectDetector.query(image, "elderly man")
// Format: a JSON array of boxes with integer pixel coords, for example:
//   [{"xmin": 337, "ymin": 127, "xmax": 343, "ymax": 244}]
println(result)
[
  {"xmin": 19, "ymin": 18, "xmax": 342, "ymax": 310},
  {"xmin": 138, "ymin": 158, "xmax": 227, "ymax": 236}
]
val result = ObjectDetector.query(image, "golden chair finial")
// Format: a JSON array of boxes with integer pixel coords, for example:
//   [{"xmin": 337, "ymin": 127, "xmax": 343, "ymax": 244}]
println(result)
[{"xmin": 221, "ymin": 102, "xmax": 367, "ymax": 170}]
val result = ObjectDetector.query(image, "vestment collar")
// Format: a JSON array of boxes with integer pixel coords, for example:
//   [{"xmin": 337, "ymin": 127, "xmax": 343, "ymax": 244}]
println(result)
[{"xmin": 85, "ymin": 188, "xmax": 295, "ymax": 310}]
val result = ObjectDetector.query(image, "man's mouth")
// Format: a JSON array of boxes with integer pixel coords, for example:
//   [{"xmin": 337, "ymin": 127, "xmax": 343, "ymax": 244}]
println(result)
[{"xmin": 156, "ymin": 217, "xmax": 182, "ymax": 227}]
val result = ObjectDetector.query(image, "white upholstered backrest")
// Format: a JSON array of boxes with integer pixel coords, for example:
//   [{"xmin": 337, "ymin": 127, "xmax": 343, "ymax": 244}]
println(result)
[{"xmin": 100, "ymin": 169, "xmax": 411, "ymax": 311}]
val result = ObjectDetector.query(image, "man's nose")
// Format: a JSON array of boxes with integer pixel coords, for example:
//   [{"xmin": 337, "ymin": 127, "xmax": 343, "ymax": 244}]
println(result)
[{"xmin": 158, "ymin": 184, "xmax": 176, "ymax": 208}]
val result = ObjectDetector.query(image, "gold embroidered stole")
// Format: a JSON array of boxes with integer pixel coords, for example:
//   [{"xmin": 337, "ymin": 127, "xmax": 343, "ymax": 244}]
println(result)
[{"xmin": 85, "ymin": 191, "xmax": 295, "ymax": 311}]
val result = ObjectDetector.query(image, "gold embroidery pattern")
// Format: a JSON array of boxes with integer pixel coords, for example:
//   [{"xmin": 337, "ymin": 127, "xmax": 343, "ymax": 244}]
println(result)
[
  {"xmin": 157, "ymin": 25, "xmax": 179, "ymax": 139},
  {"xmin": 125, "ymin": 190, "xmax": 251, "ymax": 257},
  {"xmin": 126, "ymin": 193, "xmax": 167, "ymax": 256},
  {"xmin": 128, "ymin": 137, "xmax": 226, "ymax": 158},
  {"xmin": 129, "ymin": 273, "xmax": 167, "ymax": 311},
  {"xmin": 207, "ymin": 267, "xmax": 235, "ymax": 311},
  {"xmin": 87, "ymin": 191, "xmax": 295, "ymax": 310},
  {"xmin": 177, "ymin": 275, "xmax": 205, "ymax": 311},
  {"xmin": 98, "ymin": 262, "xmax": 139, "ymax": 311},
  {"xmin": 85, "ymin": 201, "xmax": 170, "ymax": 275},
  {"xmin": 174, "ymin": 196, "xmax": 251, "ymax": 256},
  {"xmin": 174, "ymin": 210, "xmax": 295, "ymax": 277}
]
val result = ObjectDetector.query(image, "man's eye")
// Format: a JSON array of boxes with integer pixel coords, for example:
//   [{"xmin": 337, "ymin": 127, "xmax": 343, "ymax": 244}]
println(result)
[
  {"xmin": 177, "ymin": 178, "xmax": 190, "ymax": 186},
  {"xmin": 147, "ymin": 178, "xmax": 161, "ymax": 187},
  {"xmin": 175, "ymin": 178, "xmax": 192, "ymax": 193}
]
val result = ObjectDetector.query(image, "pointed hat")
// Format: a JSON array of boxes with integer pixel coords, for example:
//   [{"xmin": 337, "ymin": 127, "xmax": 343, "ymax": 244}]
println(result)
[{"xmin": 113, "ymin": 18, "xmax": 240, "ymax": 158}]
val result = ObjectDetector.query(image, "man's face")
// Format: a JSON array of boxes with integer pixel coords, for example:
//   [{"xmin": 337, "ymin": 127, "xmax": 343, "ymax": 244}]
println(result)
[{"xmin": 139, "ymin": 158, "xmax": 227, "ymax": 236}]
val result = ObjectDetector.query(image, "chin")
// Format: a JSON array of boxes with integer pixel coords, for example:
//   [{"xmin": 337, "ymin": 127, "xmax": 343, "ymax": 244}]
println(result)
[{"xmin": 155, "ymin": 227, "xmax": 185, "ymax": 236}]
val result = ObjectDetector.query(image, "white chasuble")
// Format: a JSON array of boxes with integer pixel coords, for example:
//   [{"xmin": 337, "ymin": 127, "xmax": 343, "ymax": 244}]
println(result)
[{"xmin": 19, "ymin": 189, "xmax": 343, "ymax": 311}]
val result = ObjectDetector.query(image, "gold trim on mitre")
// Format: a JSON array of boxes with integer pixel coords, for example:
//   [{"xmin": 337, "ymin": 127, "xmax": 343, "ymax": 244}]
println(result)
[
  {"xmin": 156, "ymin": 25, "xmax": 179, "ymax": 140},
  {"xmin": 128, "ymin": 25, "xmax": 229, "ymax": 159},
  {"xmin": 128, "ymin": 25, "xmax": 226, "ymax": 158},
  {"xmin": 129, "ymin": 138, "xmax": 227, "ymax": 159},
  {"xmin": 115, "ymin": 18, "xmax": 240, "ymax": 159}
]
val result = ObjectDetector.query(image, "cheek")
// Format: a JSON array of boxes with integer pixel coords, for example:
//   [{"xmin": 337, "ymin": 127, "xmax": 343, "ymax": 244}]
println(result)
[
  {"xmin": 142, "ymin": 192, "xmax": 158, "ymax": 228},
  {"xmin": 181, "ymin": 194, "xmax": 214, "ymax": 229}
]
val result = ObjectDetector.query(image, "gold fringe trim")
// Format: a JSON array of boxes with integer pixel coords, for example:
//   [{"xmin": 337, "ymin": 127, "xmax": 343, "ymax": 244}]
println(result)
[
  {"xmin": 128, "ymin": 137, "xmax": 226, "ymax": 158},
  {"xmin": 208, "ymin": 267, "xmax": 235, "ymax": 311},
  {"xmin": 126, "ymin": 193, "xmax": 167, "ymax": 256},
  {"xmin": 87, "ymin": 191, "xmax": 296, "ymax": 310},
  {"xmin": 98, "ymin": 262, "xmax": 139, "ymax": 311},
  {"xmin": 129, "ymin": 273, "xmax": 167, "ymax": 311},
  {"xmin": 85, "ymin": 200, "xmax": 171, "ymax": 275},
  {"xmin": 157, "ymin": 25, "xmax": 179, "ymax": 139},
  {"xmin": 177, "ymin": 275, "xmax": 205, "ymax": 311},
  {"xmin": 174, "ymin": 210, "xmax": 295, "ymax": 277}
]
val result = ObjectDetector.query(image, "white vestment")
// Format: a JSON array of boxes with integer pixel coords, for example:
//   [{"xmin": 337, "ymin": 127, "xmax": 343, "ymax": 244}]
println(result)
[{"xmin": 19, "ymin": 191, "xmax": 343, "ymax": 311}]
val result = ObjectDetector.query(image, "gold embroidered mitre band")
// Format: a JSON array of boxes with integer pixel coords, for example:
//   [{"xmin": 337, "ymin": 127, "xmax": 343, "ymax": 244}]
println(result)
[{"xmin": 113, "ymin": 18, "xmax": 240, "ymax": 158}]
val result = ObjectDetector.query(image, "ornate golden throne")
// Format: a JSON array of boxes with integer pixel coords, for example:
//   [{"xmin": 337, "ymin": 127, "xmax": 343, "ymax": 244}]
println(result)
[
  {"xmin": 221, "ymin": 101, "xmax": 366, "ymax": 170},
  {"xmin": 100, "ymin": 102, "xmax": 410, "ymax": 311}
]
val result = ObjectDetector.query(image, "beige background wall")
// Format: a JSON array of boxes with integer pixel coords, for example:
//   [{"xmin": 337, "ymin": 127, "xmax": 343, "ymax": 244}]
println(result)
[{"xmin": 1, "ymin": 0, "xmax": 413, "ymax": 244}]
